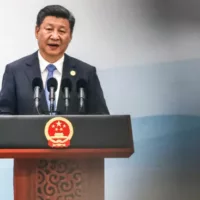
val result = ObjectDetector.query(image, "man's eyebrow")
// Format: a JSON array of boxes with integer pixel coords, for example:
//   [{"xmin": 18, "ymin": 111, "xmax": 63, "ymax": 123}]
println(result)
[{"xmin": 45, "ymin": 23, "xmax": 67, "ymax": 29}]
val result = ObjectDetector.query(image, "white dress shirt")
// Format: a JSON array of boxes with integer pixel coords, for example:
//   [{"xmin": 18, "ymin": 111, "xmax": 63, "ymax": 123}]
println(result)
[{"xmin": 38, "ymin": 51, "xmax": 64, "ymax": 109}]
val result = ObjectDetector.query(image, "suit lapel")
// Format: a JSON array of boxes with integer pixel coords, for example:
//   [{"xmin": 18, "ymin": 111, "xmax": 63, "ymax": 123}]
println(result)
[
  {"xmin": 57, "ymin": 54, "xmax": 79, "ymax": 114},
  {"xmin": 24, "ymin": 52, "xmax": 48, "ymax": 114}
]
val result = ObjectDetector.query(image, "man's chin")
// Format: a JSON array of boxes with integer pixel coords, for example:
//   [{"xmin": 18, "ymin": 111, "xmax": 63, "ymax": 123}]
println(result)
[{"xmin": 46, "ymin": 51, "xmax": 62, "ymax": 57}]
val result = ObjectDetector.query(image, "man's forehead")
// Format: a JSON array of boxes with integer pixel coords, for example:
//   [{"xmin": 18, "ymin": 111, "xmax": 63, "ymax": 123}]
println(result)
[{"xmin": 42, "ymin": 16, "xmax": 70, "ymax": 27}]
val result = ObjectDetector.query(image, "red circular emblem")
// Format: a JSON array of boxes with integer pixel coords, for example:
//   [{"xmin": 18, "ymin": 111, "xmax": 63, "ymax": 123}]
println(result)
[{"xmin": 44, "ymin": 117, "xmax": 74, "ymax": 148}]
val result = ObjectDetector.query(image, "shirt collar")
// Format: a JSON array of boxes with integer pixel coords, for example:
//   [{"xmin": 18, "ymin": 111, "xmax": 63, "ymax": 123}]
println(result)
[{"xmin": 38, "ymin": 51, "xmax": 64, "ymax": 74}]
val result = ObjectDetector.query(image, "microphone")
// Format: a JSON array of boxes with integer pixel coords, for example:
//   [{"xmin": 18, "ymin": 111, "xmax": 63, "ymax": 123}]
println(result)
[
  {"xmin": 61, "ymin": 78, "xmax": 72, "ymax": 113},
  {"xmin": 76, "ymin": 79, "xmax": 87, "ymax": 114},
  {"xmin": 47, "ymin": 77, "xmax": 58, "ymax": 115},
  {"xmin": 32, "ymin": 77, "xmax": 43, "ymax": 114}
]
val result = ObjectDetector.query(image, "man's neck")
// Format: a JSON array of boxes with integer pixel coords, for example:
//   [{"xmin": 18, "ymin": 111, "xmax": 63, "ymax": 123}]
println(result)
[{"xmin": 39, "ymin": 51, "xmax": 64, "ymax": 63}]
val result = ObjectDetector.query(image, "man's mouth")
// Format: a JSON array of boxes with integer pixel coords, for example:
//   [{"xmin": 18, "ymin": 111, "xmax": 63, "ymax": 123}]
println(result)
[{"xmin": 48, "ymin": 44, "xmax": 59, "ymax": 47}]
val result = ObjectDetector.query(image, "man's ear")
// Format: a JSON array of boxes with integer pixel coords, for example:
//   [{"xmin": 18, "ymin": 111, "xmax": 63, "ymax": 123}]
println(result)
[{"xmin": 35, "ymin": 26, "xmax": 40, "ymax": 39}]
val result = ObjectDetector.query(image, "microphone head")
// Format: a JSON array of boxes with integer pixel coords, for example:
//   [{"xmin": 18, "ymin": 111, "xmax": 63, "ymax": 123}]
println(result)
[
  {"xmin": 47, "ymin": 77, "xmax": 58, "ymax": 92},
  {"xmin": 61, "ymin": 78, "xmax": 72, "ymax": 92},
  {"xmin": 76, "ymin": 79, "xmax": 87, "ymax": 92},
  {"xmin": 32, "ymin": 77, "xmax": 43, "ymax": 91}
]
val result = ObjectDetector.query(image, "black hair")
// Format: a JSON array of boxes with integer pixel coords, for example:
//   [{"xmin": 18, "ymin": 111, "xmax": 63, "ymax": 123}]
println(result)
[{"xmin": 36, "ymin": 5, "xmax": 75, "ymax": 33}]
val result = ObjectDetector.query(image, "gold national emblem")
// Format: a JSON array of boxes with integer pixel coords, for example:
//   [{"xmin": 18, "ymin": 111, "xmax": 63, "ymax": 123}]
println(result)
[{"xmin": 44, "ymin": 117, "xmax": 74, "ymax": 148}]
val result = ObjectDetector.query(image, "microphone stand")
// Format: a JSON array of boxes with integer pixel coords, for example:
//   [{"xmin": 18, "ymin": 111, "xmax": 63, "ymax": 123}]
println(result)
[
  {"xmin": 49, "ymin": 87, "xmax": 55, "ymax": 115},
  {"xmin": 79, "ymin": 87, "xmax": 86, "ymax": 114},
  {"xmin": 33, "ymin": 86, "xmax": 42, "ymax": 115},
  {"xmin": 64, "ymin": 87, "xmax": 70, "ymax": 113}
]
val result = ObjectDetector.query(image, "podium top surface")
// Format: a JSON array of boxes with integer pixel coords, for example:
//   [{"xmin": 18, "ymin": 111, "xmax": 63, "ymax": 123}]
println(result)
[{"xmin": 0, "ymin": 115, "xmax": 134, "ymax": 158}]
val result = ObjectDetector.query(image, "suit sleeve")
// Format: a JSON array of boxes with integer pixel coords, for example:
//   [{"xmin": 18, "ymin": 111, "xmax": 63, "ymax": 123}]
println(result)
[
  {"xmin": 87, "ymin": 67, "xmax": 109, "ymax": 114},
  {"xmin": 0, "ymin": 65, "xmax": 17, "ymax": 114}
]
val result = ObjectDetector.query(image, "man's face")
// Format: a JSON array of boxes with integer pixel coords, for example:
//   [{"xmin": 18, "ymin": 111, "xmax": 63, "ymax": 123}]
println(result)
[{"xmin": 35, "ymin": 16, "xmax": 72, "ymax": 62}]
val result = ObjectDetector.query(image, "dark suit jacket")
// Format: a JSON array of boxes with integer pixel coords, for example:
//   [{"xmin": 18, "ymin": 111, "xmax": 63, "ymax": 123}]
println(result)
[{"xmin": 0, "ymin": 51, "xmax": 109, "ymax": 115}]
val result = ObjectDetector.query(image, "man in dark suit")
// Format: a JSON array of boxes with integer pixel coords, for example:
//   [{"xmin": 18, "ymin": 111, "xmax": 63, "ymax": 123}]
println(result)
[{"xmin": 0, "ymin": 5, "xmax": 109, "ymax": 115}]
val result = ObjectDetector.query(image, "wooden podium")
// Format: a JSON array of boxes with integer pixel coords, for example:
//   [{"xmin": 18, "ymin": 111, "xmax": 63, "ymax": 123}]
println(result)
[{"xmin": 0, "ymin": 115, "xmax": 134, "ymax": 200}]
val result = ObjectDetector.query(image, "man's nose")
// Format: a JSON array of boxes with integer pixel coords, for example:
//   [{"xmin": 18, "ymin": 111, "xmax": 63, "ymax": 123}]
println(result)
[{"xmin": 51, "ymin": 31, "xmax": 59, "ymax": 40}]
